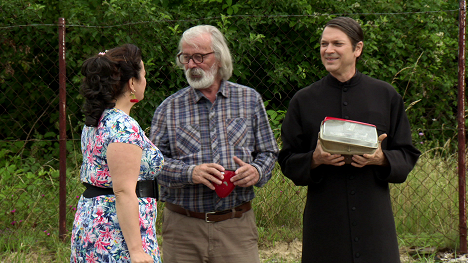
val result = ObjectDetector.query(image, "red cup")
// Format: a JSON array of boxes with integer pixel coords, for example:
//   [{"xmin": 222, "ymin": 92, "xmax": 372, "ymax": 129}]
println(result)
[{"xmin": 214, "ymin": 170, "xmax": 236, "ymax": 198}]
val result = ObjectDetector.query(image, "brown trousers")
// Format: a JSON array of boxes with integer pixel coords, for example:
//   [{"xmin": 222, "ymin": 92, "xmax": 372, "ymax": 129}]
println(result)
[{"xmin": 161, "ymin": 207, "xmax": 261, "ymax": 263}]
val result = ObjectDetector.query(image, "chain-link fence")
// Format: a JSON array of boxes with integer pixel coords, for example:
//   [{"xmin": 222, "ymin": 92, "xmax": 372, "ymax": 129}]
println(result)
[{"xmin": 1, "ymin": 9, "xmax": 464, "ymax": 259}]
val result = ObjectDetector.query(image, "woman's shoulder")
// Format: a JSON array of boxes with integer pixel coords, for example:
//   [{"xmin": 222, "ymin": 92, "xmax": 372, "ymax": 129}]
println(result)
[
  {"xmin": 104, "ymin": 108, "xmax": 138, "ymax": 124},
  {"xmin": 100, "ymin": 109, "xmax": 142, "ymax": 134}
]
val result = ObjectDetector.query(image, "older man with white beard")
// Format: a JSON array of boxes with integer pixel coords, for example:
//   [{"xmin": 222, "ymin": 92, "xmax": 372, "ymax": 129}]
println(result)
[{"xmin": 149, "ymin": 25, "xmax": 279, "ymax": 263}]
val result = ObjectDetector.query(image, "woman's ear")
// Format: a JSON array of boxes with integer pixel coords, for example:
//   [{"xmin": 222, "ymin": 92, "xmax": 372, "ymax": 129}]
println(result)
[{"xmin": 127, "ymin": 77, "xmax": 134, "ymax": 89}]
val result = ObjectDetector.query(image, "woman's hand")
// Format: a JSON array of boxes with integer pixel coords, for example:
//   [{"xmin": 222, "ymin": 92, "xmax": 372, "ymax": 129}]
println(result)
[{"xmin": 129, "ymin": 250, "xmax": 154, "ymax": 263}]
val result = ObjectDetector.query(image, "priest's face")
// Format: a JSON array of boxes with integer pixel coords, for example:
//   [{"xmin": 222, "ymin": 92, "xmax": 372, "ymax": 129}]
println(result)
[{"xmin": 320, "ymin": 26, "xmax": 363, "ymax": 81}]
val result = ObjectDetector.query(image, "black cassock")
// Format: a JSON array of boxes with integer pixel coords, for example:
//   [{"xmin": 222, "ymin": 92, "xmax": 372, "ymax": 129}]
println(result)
[{"xmin": 279, "ymin": 72, "xmax": 421, "ymax": 263}]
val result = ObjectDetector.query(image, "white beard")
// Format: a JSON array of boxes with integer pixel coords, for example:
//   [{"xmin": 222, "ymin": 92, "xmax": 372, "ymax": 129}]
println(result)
[{"xmin": 185, "ymin": 63, "xmax": 218, "ymax": 90}]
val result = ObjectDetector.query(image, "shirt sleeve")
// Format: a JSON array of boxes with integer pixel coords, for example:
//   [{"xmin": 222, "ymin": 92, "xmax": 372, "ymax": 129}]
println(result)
[
  {"xmin": 108, "ymin": 115, "xmax": 145, "ymax": 149},
  {"xmin": 251, "ymin": 93, "xmax": 279, "ymax": 187},
  {"xmin": 149, "ymin": 102, "xmax": 193, "ymax": 188},
  {"xmin": 278, "ymin": 94, "xmax": 316, "ymax": 186},
  {"xmin": 379, "ymin": 94, "xmax": 421, "ymax": 183}
]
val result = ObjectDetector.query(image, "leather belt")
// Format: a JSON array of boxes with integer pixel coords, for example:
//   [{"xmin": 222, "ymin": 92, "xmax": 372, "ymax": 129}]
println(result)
[{"xmin": 165, "ymin": 202, "xmax": 251, "ymax": 223}]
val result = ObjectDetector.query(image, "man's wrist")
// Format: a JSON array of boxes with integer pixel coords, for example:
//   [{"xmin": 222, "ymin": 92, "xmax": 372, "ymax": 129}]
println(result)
[
  {"xmin": 311, "ymin": 155, "xmax": 319, "ymax": 169},
  {"xmin": 380, "ymin": 157, "xmax": 389, "ymax": 166},
  {"xmin": 187, "ymin": 165, "xmax": 196, "ymax": 184}
]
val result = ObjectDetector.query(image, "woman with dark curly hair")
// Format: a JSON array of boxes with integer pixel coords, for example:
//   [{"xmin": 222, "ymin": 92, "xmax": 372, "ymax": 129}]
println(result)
[{"xmin": 70, "ymin": 44, "xmax": 163, "ymax": 263}]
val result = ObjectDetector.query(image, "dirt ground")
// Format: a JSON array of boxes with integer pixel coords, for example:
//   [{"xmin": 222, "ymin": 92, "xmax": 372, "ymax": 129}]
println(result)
[{"xmin": 259, "ymin": 239, "xmax": 302, "ymax": 262}]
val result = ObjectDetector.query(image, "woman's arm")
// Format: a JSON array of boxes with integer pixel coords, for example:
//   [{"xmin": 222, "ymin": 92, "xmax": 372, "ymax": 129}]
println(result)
[{"xmin": 107, "ymin": 142, "xmax": 153, "ymax": 263}]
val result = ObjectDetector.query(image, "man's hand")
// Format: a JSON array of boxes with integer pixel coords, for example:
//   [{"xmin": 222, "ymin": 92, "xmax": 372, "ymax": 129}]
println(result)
[
  {"xmin": 311, "ymin": 139, "xmax": 345, "ymax": 169},
  {"xmin": 351, "ymin": 134, "xmax": 389, "ymax": 168},
  {"xmin": 231, "ymin": 156, "xmax": 259, "ymax": 187},
  {"xmin": 192, "ymin": 163, "xmax": 225, "ymax": 190}
]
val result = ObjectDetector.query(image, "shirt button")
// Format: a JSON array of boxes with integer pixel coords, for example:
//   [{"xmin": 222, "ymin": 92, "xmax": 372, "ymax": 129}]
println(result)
[{"xmin": 343, "ymin": 102, "xmax": 348, "ymax": 106}]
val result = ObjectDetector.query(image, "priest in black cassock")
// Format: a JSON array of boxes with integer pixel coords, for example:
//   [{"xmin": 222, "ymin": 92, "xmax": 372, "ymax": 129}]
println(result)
[{"xmin": 278, "ymin": 17, "xmax": 421, "ymax": 263}]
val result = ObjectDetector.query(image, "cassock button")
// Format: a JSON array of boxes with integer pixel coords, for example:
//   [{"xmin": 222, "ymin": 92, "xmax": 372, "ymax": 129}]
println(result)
[
  {"xmin": 343, "ymin": 87, "xmax": 348, "ymax": 92},
  {"xmin": 350, "ymin": 190, "xmax": 355, "ymax": 195},
  {"xmin": 345, "ymin": 116, "xmax": 349, "ymax": 119},
  {"xmin": 352, "ymin": 221, "xmax": 357, "ymax": 226},
  {"xmin": 352, "ymin": 207, "xmax": 356, "ymax": 211},
  {"xmin": 355, "ymin": 253, "xmax": 360, "ymax": 258},
  {"xmin": 354, "ymin": 237, "xmax": 359, "ymax": 242},
  {"xmin": 343, "ymin": 102, "xmax": 348, "ymax": 106},
  {"xmin": 349, "ymin": 175, "xmax": 355, "ymax": 180}
]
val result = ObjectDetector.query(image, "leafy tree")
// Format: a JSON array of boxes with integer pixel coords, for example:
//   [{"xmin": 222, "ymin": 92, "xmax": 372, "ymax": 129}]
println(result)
[{"xmin": 0, "ymin": 0, "xmax": 461, "ymax": 160}]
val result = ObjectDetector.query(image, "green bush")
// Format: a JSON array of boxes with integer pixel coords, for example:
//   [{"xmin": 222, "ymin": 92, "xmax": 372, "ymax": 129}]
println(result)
[{"xmin": 0, "ymin": 0, "xmax": 461, "ymax": 151}]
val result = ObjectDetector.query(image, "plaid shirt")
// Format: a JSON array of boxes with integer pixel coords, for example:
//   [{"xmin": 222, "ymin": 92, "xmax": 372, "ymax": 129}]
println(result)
[{"xmin": 149, "ymin": 81, "xmax": 279, "ymax": 212}]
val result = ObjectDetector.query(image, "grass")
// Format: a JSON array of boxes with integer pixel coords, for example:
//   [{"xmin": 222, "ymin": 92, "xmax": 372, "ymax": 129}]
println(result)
[
  {"xmin": 0, "ymin": 144, "xmax": 466, "ymax": 262},
  {"xmin": 0, "ymin": 228, "xmax": 71, "ymax": 262},
  {"xmin": 392, "ymin": 147, "xmax": 460, "ymax": 249}
]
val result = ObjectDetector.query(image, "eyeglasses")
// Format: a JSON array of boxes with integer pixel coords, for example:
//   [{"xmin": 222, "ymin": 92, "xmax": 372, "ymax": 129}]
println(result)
[{"xmin": 177, "ymin": 52, "xmax": 215, "ymax": 64}]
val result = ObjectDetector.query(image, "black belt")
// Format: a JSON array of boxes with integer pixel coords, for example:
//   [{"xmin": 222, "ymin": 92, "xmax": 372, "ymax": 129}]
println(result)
[{"xmin": 83, "ymin": 180, "xmax": 158, "ymax": 199}]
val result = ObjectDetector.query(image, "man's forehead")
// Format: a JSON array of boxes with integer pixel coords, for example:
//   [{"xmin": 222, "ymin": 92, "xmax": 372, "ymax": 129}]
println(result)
[
  {"xmin": 183, "ymin": 33, "xmax": 212, "ymax": 50},
  {"xmin": 321, "ymin": 27, "xmax": 350, "ymax": 42}
]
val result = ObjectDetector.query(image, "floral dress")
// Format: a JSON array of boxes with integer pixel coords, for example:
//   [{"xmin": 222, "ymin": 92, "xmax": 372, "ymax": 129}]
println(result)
[{"xmin": 70, "ymin": 108, "xmax": 163, "ymax": 263}]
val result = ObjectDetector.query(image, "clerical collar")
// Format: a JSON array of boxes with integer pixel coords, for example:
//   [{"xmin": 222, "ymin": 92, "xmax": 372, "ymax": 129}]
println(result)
[
  {"xmin": 327, "ymin": 71, "xmax": 361, "ymax": 88},
  {"xmin": 340, "ymin": 70, "xmax": 358, "ymax": 85}
]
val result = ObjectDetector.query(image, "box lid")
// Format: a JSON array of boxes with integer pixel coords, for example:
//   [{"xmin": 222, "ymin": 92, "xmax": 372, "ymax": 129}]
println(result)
[{"xmin": 320, "ymin": 117, "xmax": 378, "ymax": 148}]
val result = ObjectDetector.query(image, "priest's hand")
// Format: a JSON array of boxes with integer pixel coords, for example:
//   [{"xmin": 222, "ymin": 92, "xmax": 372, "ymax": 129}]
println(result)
[
  {"xmin": 311, "ymin": 139, "xmax": 345, "ymax": 169},
  {"xmin": 351, "ymin": 134, "xmax": 389, "ymax": 168}
]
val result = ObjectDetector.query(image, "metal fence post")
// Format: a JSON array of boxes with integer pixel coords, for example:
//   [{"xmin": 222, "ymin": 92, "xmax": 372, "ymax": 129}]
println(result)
[
  {"xmin": 458, "ymin": 0, "xmax": 467, "ymax": 255},
  {"xmin": 58, "ymin": 17, "xmax": 67, "ymax": 241}
]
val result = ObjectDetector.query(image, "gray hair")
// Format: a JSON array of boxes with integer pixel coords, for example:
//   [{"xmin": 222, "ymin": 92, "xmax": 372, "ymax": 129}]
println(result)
[{"xmin": 177, "ymin": 25, "xmax": 233, "ymax": 81}]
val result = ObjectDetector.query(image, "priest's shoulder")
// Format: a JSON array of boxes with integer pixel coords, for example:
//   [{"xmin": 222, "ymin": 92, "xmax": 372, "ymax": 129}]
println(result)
[
  {"xmin": 291, "ymin": 78, "xmax": 326, "ymax": 99},
  {"xmin": 361, "ymin": 74, "xmax": 399, "ymax": 94}
]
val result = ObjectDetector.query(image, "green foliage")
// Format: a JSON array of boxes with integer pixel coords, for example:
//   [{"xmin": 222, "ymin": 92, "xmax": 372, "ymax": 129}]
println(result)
[
  {"xmin": 0, "ymin": 149, "xmax": 461, "ymax": 261},
  {"xmin": 266, "ymin": 100, "xmax": 286, "ymax": 141},
  {"xmin": 0, "ymin": 0, "xmax": 460, "ymax": 151},
  {"xmin": 392, "ymin": 147, "xmax": 460, "ymax": 249},
  {"xmin": 1, "ymin": 149, "xmax": 55, "ymax": 230},
  {"xmin": 0, "ymin": 146, "xmax": 83, "ymax": 256},
  {"xmin": 0, "ymin": 1, "xmax": 463, "ymax": 259},
  {"xmin": 0, "ymin": 228, "xmax": 71, "ymax": 262}
]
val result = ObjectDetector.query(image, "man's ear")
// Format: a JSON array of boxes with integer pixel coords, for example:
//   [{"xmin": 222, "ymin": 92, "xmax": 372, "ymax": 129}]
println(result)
[{"xmin": 355, "ymin": 41, "xmax": 364, "ymax": 57}]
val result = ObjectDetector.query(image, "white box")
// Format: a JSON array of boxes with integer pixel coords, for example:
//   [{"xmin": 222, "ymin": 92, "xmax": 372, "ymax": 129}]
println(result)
[{"xmin": 319, "ymin": 117, "xmax": 378, "ymax": 155}]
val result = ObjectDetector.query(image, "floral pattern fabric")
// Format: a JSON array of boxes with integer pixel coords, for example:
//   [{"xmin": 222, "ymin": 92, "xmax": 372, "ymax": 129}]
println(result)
[{"xmin": 70, "ymin": 108, "xmax": 163, "ymax": 263}]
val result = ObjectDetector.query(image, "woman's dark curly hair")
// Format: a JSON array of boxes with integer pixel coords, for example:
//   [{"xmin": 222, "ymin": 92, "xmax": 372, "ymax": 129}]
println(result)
[{"xmin": 80, "ymin": 44, "xmax": 142, "ymax": 126}]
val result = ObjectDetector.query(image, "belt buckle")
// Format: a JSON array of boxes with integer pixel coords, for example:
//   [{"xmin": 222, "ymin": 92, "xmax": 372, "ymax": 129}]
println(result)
[{"xmin": 205, "ymin": 211, "xmax": 216, "ymax": 223}]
